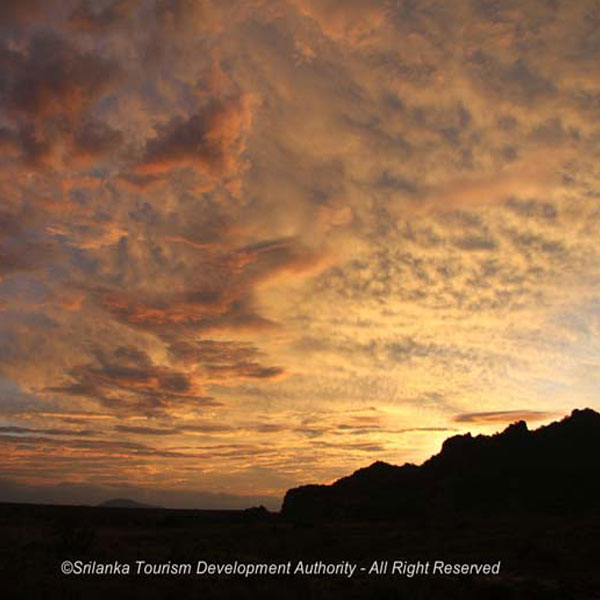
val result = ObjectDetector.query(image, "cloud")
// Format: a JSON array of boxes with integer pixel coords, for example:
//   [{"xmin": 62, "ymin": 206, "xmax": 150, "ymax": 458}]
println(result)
[
  {"xmin": 413, "ymin": 149, "xmax": 572, "ymax": 216},
  {"xmin": 0, "ymin": 0, "xmax": 44, "ymax": 25},
  {"xmin": 453, "ymin": 410, "xmax": 558, "ymax": 425},
  {"xmin": 6, "ymin": 35, "xmax": 117, "ymax": 118},
  {"xmin": 0, "ymin": 209, "xmax": 55, "ymax": 279},
  {"xmin": 89, "ymin": 235, "xmax": 325, "ymax": 338},
  {"xmin": 169, "ymin": 338, "xmax": 284, "ymax": 379},
  {"xmin": 114, "ymin": 425, "xmax": 179, "ymax": 435},
  {"xmin": 0, "ymin": 432, "xmax": 196, "ymax": 458},
  {"xmin": 71, "ymin": 119, "xmax": 124, "ymax": 164},
  {"xmin": 95, "ymin": 288, "xmax": 277, "ymax": 334},
  {"xmin": 205, "ymin": 363, "xmax": 284, "ymax": 379},
  {"xmin": 311, "ymin": 440, "xmax": 386, "ymax": 452},
  {"xmin": 0, "ymin": 425, "xmax": 96, "ymax": 436},
  {"xmin": 291, "ymin": 0, "xmax": 388, "ymax": 45},
  {"xmin": 0, "ymin": 0, "xmax": 599, "ymax": 507},
  {"xmin": 0, "ymin": 32, "xmax": 121, "ymax": 169},
  {"xmin": 136, "ymin": 95, "xmax": 254, "ymax": 185},
  {"xmin": 68, "ymin": 0, "xmax": 140, "ymax": 32},
  {"xmin": 47, "ymin": 346, "xmax": 220, "ymax": 416}
]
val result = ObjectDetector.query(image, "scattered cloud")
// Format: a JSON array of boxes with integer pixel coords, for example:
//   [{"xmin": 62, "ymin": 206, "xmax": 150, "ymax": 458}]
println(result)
[{"xmin": 0, "ymin": 0, "xmax": 598, "ymax": 505}]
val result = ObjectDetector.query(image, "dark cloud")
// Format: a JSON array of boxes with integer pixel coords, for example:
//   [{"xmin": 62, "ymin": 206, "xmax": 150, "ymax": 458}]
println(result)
[
  {"xmin": 0, "ymin": 192, "xmax": 71, "ymax": 277},
  {"xmin": 251, "ymin": 423, "xmax": 287, "ymax": 433},
  {"xmin": 0, "ymin": 0, "xmax": 44, "ymax": 26},
  {"xmin": 137, "ymin": 96, "xmax": 252, "ymax": 179},
  {"xmin": 311, "ymin": 440, "xmax": 386, "ymax": 452},
  {"xmin": 170, "ymin": 339, "xmax": 259, "ymax": 364},
  {"xmin": 397, "ymin": 427, "xmax": 456, "ymax": 433},
  {"xmin": 113, "ymin": 420, "xmax": 284, "ymax": 436},
  {"xmin": 114, "ymin": 425, "xmax": 179, "ymax": 435},
  {"xmin": 454, "ymin": 410, "xmax": 557, "ymax": 424},
  {"xmin": 0, "ymin": 31, "xmax": 120, "ymax": 169},
  {"xmin": 0, "ymin": 425, "xmax": 96, "ymax": 436},
  {"xmin": 3, "ymin": 33, "xmax": 118, "ymax": 119},
  {"xmin": 0, "ymin": 209, "xmax": 55, "ymax": 278},
  {"xmin": 205, "ymin": 363, "xmax": 284, "ymax": 380},
  {"xmin": 68, "ymin": 0, "xmax": 140, "ymax": 32},
  {"xmin": 334, "ymin": 423, "xmax": 456, "ymax": 436},
  {"xmin": 386, "ymin": 338, "xmax": 473, "ymax": 364},
  {"xmin": 72, "ymin": 119, "xmax": 124, "ymax": 163},
  {"xmin": 233, "ymin": 237, "xmax": 324, "ymax": 285},
  {"xmin": 91, "ymin": 236, "xmax": 322, "ymax": 338},
  {"xmin": 180, "ymin": 423, "xmax": 233, "ymax": 433},
  {"xmin": 295, "ymin": 427, "xmax": 327, "ymax": 438},
  {"xmin": 505, "ymin": 197, "xmax": 557, "ymax": 221},
  {"xmin": 47, "ymin": 346, "xmax": 220, "ymax": 415},
  {"xmin": 453, "ymin": 234, "xmax": 498, "ymax": 252},
  {"xmin": 466, "ymin": 52, "xmax": 555, "ymax": 106},
  {"xmin": 0, "ymin": 432, "xmax": 195, "ymax": 458},
  {"xmin": 506, "ymin": 229, "xmax": 567, "ymax": 257},
  {"xmin": 336, "ymin": 423, "xmax": 381, "ymax": 433},
  {"xmin": 95, "ymin": 287, "xmax": 277, "ymax": 334},
  {"xmin": 153, "ymin": 0, "xmax": 212, "ymax": 34}
]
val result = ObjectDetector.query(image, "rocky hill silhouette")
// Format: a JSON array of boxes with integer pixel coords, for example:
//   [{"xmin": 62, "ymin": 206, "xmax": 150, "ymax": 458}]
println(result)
[{"xmin": 282, "ymin": 408, "xmax": 600, "ymax": 521}]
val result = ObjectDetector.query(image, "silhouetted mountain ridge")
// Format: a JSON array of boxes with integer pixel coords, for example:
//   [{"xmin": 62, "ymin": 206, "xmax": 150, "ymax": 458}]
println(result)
[{"xmin": 282, "ymin": 409, "xmax": 600, "ymax": 520}]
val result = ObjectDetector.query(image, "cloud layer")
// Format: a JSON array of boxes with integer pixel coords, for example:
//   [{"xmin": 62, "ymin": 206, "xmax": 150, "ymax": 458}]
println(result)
[{"xmin": 0, "ymin": 0, "xmax": 599, "ymax": 506}]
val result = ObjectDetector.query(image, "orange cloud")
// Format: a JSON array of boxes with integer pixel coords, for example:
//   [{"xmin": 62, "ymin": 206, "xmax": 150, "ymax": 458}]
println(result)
[
  {"xmin": 416, "ymin": 147, "xmax": 573, "ymax": 215},
  {"xmin": 0, "ymin": 0, "xmax": 598, "ymax": 508},
  {"xmin": 291, "ymin": 0, "xmax": 387, "ymax": 45}
]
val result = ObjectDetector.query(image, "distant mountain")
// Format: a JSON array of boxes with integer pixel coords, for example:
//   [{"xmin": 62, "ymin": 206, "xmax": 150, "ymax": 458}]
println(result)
[
  {"xmin": 282, "ymin": 408, "xmax": 600, "ymax": 521},
  {"xmin": 98, "ymin": 498, "xmax": 159, "ymax": 509}
]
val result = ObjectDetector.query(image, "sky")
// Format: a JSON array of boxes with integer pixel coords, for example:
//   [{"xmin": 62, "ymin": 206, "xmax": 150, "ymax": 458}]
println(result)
[{"xmin": 0, "ymin": 0, "xmax": 599, "ymax": 510}]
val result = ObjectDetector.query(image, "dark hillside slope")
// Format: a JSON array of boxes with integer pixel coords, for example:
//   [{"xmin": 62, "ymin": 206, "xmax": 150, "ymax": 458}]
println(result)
[{"xmin": 282, "ymin": 409, "xmax": 600, "ymax": 520}]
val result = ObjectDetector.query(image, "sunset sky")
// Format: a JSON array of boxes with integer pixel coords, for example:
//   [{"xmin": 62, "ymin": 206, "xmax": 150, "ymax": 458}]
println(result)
[{"xmin": 0, "ymin": 0, "xmax": 599, "ymax": 509}]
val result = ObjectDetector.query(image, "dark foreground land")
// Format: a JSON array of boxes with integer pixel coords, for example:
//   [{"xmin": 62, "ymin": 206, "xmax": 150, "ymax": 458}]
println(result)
[{"xmin": 1, "ymin": 502, "xmax": 599, "ymax": 600}]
